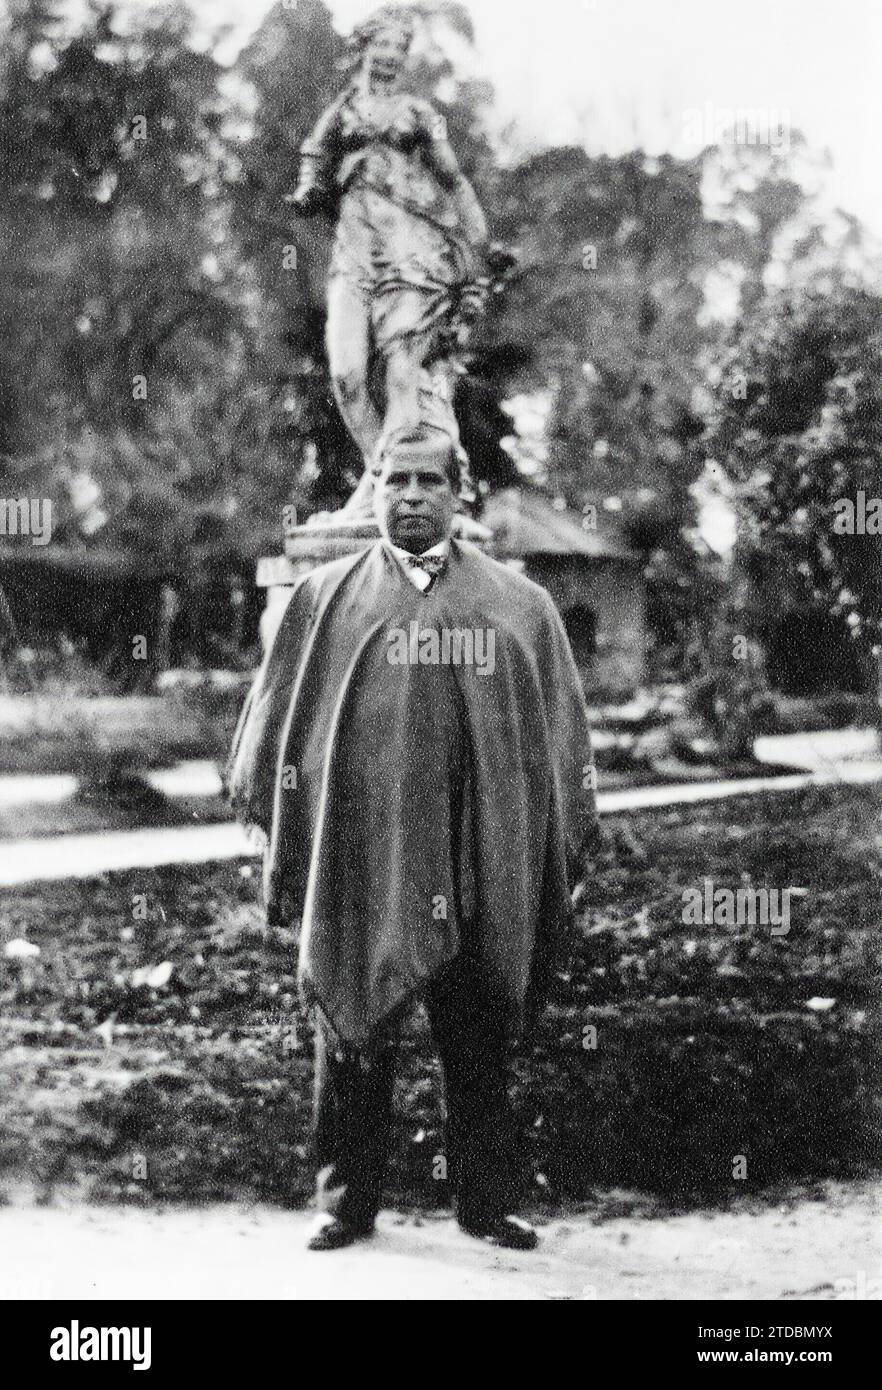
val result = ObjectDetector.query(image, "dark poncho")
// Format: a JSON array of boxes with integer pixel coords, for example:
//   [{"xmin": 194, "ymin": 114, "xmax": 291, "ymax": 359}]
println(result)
[{"xmin": 227, "ymin": 539, "xmax": 599, "ymax": 1045}]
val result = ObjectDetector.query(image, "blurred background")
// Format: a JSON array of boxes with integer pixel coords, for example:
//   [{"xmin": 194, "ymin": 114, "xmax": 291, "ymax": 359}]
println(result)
[{"xmin": 0, "ymin": 0, "xmax": 879, "ymax": 714}]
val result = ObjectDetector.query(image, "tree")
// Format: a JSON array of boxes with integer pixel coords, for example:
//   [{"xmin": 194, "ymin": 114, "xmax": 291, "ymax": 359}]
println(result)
[
  {"xmin": 708, "ymin": 281, "xmax": 882, "ymax": 695},
  {"xmin": 0, "ymin": 0, "xmax": 295, "ymax": 563}
]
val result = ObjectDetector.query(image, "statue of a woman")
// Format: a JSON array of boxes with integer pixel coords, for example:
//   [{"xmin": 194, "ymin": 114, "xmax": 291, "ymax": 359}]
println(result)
[{"xmin": 291, "ymin": 5, "xmax": 497, "ymax": 520}]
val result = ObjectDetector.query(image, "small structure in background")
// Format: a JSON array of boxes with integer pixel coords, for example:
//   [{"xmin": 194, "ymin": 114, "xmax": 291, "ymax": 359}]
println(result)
[
  {"xmin": 481, "ymin": 489, "xmax": 647, "ymax": 697},
  {"xmin": 0, "ymin": 543, "xmax": 262, "ymax": 685}
]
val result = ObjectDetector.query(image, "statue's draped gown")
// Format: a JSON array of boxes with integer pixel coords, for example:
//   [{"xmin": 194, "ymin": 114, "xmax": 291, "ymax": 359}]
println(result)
[{"xmin": 304, "ymin": 89, "xmax": 477, "ymax": 444}]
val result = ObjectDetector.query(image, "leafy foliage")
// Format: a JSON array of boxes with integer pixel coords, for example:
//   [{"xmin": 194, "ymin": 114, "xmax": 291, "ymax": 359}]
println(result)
[{"xmin": 708, "ymin": 282, "xmax": 882, "ymax": 683}]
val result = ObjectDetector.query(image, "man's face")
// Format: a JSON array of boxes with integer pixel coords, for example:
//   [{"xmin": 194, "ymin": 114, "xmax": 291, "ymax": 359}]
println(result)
[{"xmin": 376, "ymin": 449, "xmax": 456, "ymax": 552}]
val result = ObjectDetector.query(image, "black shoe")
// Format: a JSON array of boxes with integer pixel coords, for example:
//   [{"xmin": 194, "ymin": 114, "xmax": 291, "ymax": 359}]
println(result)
[
  {"xmin": 460, "ymin": 1215, "xmax": 538, "ymax": 1251},
  {"xmin": 307, "ymin": 1215, "xmax": 374, "ymax": 1251}
]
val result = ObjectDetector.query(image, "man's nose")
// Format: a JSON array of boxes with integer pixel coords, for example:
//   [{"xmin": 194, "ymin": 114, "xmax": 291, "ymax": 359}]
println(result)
[{"xmin": 403, "ymin": 475, "xmax": 424, "ymax": 502}]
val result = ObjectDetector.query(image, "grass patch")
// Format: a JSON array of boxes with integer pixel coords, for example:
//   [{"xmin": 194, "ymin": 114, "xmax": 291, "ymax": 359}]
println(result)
[{"xmin": 1, "ymin": 783, "xmax": 879, "ymax": 1209}]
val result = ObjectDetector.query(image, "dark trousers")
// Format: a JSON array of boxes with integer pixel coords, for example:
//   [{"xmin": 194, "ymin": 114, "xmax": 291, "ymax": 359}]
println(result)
[{"xmin": 312, "ymin": 957, "xmax": 522, "ymax": 1230}]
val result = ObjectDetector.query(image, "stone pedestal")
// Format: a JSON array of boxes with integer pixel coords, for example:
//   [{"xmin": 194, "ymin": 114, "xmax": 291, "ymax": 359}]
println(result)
[{"xmin": 256, "ymin": 516, "xmax": 378, "ymax": 649}]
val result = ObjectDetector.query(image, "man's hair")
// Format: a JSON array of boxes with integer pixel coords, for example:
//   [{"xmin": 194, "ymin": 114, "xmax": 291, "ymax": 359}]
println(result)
[{"xmin": 377, "ymin": 427, "xmax": 463, "ymax": 494}]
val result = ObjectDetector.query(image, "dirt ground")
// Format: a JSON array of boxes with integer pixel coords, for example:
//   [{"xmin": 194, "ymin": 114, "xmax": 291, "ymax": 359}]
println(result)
[{"xmin": 1, "ymin": 1182, "xmax": 879, "ymax": 1301}]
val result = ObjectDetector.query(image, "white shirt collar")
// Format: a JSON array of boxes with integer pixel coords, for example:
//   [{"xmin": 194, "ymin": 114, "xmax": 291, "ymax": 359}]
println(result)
[
  {"xmin": 386, "ymin": 538, "xmax": 450, "ymax": 565},
  {"xmin": 384, "ymin": 537, "xmax": 450, "ymax": 589}
]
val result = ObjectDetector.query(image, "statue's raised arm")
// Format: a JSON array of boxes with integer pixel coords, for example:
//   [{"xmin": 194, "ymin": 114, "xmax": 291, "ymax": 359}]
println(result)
[{"xmin": 291, "ymin": 5, "xmax": 498, "ymax": 522}]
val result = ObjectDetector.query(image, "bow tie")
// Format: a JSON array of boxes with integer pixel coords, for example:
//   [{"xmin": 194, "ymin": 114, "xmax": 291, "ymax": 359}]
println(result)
[{"xmin": 404, "ymin": 552, "xmax": 447, "ymax": 577}]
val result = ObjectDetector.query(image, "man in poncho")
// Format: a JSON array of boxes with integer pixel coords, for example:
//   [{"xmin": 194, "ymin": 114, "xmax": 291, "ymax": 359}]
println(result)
[{"xmin": 227, "ymin": 427, "xmax": 600, "ymax": 1251}]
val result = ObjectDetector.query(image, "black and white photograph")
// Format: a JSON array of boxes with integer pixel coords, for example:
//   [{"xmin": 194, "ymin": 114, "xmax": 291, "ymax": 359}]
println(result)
[{"xmin": 0, "ymin": 0, "xmax": 880, "ymax": 1338}]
